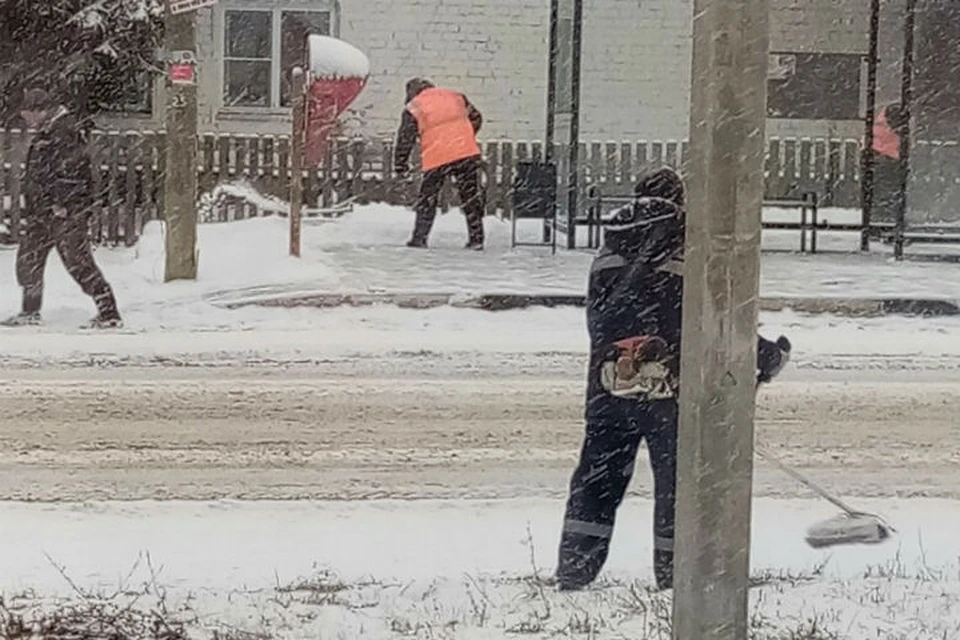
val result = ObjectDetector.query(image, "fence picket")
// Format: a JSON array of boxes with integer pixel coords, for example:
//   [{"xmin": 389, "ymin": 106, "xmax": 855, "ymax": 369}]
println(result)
[
  {"xmin": 484, "ymin": 142, "xmax": 500, "ymax": 218},
  {"xmin": 124, "ymin": 133, "xmax": 140, "ymax": 245},
  {"xmin": 6, "ymin": 129, "xmax": 949, "ymax": 246},
  {"xmin": 620, "ymin": 143, "xmax": 633, "ymax": 187},
  {"xmin": 142, "ymin": 133, "xmax": 158, "ymax": 223}
]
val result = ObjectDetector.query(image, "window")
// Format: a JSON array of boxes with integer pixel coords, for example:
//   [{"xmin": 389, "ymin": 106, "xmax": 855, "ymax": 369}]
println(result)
[
  {"xmin": 224, "ymin": 10, "xmax": 272, "ymax": 107},
  {"xmin": 89, "ymin": 64, "xmax": 154, "ymax": 115},
  {"xmin": 222, "ymin": 8, "xmax": 332, "ymax": 109},
  {"xmin": 766, "ymin": 52, "xmax": 863, "ymax": 121}
]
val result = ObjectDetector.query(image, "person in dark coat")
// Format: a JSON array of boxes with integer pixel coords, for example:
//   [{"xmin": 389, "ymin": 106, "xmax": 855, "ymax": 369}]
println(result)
[
  {"xmin": 393, "ymin": 78, "xmax": 486, "ymax": 250},
  {"xmin": 867, "ymin": 102, "xmax": 908, "ymax": 224},
  {"xmin": 2, "ymin": 87, "xmax": 121, "ymax": 328},
  {"xmin": 555, "ymin": 167, "xmax": 790, "ymax": 592}
]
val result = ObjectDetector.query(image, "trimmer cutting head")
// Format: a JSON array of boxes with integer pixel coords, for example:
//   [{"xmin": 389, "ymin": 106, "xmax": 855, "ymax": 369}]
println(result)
[{"xmin": 804, "ymin": 512, "xmax": 895, "ymax": 549}]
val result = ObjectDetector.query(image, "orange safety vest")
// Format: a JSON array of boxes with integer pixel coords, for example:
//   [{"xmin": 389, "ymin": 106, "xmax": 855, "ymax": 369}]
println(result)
[
  {"xmin": 407, "ymin": 88, "xmax": 481, "ymax": 171},
  {"xmin": 871, "ymin": 110, "xmax": 900, "ymax": 160}
]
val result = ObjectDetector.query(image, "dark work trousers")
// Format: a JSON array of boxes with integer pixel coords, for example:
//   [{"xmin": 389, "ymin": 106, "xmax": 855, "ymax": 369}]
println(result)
[
  {"xmin": 16, "ymin": 214, "xmax": 119, "ymax": 319},
  {"xmin": 870, "ymin": 153, "xmax": 904, "ymax": 225},
  {"xmin": 557, "ymin": 399, "xmax": 678, "ymax": 590},
  {"xmin": 411, "ymin": 155, "xmax": 485, "ymax": 246}
]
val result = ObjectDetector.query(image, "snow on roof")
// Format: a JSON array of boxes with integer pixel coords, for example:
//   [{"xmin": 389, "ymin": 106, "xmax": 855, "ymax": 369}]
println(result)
[{"xmin": 307, "ymin": 35, "xmax": 370, "ymax": 80}]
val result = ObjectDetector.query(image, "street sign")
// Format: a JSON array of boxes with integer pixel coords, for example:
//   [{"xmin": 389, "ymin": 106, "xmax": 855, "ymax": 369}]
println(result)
[
  {"xmin": 167, "ymin": 49, "xmax": 197, "ymax": 85},
  {"xmin": 169, "ymin": 0, "xmax": 216, "ymax": 15},
  {"xmin": 170, "ymin": 64, "xmax": 195, "ymax": 85}
]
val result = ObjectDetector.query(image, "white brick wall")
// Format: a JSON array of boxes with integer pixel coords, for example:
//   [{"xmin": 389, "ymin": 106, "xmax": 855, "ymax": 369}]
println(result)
[
  {"xmin": 579, "ymin": 0, "xmax": 692, "ymax": 141},
  {"xmin": 340, "ymin": 0, "xmax": 695, "ymax": 142},
  {"xmin": 344, "ymin": 0, "xmax": 874, "ymax": 142},
  {"xmin": 340, "ymin": 0, "xmax": 551, "ymax": 141},
  {"xmin": 771, "ymin": 0, "xmax": 870, "ymax": 53},
  {"xmin": 185, "ymin": 0, "xmax": 877, "ymax": 142}
]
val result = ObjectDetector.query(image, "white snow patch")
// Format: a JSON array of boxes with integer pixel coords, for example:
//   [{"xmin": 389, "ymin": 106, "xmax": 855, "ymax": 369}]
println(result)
[
  {"xmin": 93, "ymin": 41, "xmax": 118, "ymax": 58},
  {"xmin": 2, "ymin": 203, "xmax": 960, "ymax": 358},
  {"xmin": 1, "ymin": 498, "xmax": 958, "ymax": 639},
  {"xmin": 307, "ymin": 34, "xmax": 370, "ymax": 79},
  {"xmin": 197, "ymin": 178, "xmax": 354, "ymax": 221}
]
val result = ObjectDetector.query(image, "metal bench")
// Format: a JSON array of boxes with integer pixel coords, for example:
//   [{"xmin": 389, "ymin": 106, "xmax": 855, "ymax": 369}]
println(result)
[
  {"xmin": 870, "ymin": 222, "xmax": 960, "ymax": 245},
  {"xmin": 584, "ymin": 188, "xmax": 829, "ymax": 253}
]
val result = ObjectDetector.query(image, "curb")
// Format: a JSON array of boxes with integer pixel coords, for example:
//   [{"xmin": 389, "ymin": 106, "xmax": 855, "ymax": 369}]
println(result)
[{"xmin": 209, "ymin": 290, "xmax": 960, "ymax": 317}]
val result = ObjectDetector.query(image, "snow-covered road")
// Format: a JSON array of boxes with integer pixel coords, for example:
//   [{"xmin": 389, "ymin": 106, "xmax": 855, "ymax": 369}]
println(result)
[
  {"xmin": 2, "ymin": 365, "xmax": 958, "ymax": 502},
  {"xmin": 2, "ymin": 306, "xmax": 958, "ymax": 503}
]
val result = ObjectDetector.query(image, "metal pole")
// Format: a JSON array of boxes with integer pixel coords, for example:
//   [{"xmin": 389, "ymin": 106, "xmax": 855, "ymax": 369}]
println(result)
[
  {"xmin": 545, "ymin": 0, "xmax": 558, "ymax": 162},
  {"xmin": 565, "ymin": 0, "xmax": 582, "ymax": 250},
  {"xmin": 162, "ymin": 1, "xmax": 199, "ymax": 282},
  {"xmin": 895, "ymin": 0, "xmax": 917, "ymax": 261},
  {"xmin": 673, "ymin": 0, "xmax": 769, "ymax": 637},
  {"xmin": 290, "ymin": 66, "xmax": 306, "ymax": 258},
  {"xmin": 860, "ymin": 0, "xmax": 881, "ymax": 252},
  {"xmin": 544, "ymin": 0, "xmax": 559, "ymax": 243}
]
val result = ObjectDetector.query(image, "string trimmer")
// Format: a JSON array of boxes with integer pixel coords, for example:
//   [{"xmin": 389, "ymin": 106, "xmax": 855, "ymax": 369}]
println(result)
[
  {"xmin": 757, "ymin": 336, "xmax": 895, "ymax": 549},
  {"xmin": 754, "ymin": 444, "xmax": 895, "ymax": 548}
]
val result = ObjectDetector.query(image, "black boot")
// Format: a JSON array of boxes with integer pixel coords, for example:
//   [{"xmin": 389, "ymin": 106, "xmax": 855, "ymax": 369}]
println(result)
[
  {"xmin": 654, "ymin": 549, "xmax": 674, "ymax": 591},
  {"xmin": 556, "ymin": 532, "xmax": 610, "ymax": 591},
  {"xmin": 5, "ymin": 287, "xmax": 44, "ymax": 326},
  {"xmin": 1, "ymin": 312, "xmax": 41, "ymax": 327},
  {"xmin": 86, "ymin": 292, "xmax": 123, "ymax": 329}
]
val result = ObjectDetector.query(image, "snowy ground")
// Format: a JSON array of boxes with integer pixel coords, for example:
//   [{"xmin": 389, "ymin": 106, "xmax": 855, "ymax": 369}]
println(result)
[
  {"xmin": 1, "ymin": 312, "xmax": 958, "ymax": 637},
  {"xmin": 1, "ymin": 205, "xmax": 959, "ymax": 638},
  {"xmin": 3, "ymin": 498, "xmax": 959, "ymax": 639},
  {"xmin": 2, "ymin": 204, "xmax": 960, "ymax": 334}
]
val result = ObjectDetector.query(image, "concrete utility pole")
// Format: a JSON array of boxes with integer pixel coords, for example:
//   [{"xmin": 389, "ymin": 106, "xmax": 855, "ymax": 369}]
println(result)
[
  {"xmin": 289, "ymin": 66, "xmax": 306, "ymax": 258},
  {"xmin": 163, "ymin": 1, "xmax": 199, "ymax": 281},
  {"xmin": 673, "ymin": 0, "xmax": 769, "ymax": 638}
]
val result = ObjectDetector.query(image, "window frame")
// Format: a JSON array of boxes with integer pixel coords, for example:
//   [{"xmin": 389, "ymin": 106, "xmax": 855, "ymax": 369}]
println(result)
[
  {"xmin": 93, "ymin": 66, "xmax": 155, "ymax": 116},
  {"xmin": 216, "ymin": 1, "xmax": 339, "ymax": 114},
  {"xmin": 222, "ymin": 8, "xmax": 275, "ymax": 108}
]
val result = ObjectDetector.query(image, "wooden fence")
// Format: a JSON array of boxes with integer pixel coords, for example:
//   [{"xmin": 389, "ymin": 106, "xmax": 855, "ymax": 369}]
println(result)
[{"xmin": 1, "ymin": 129, "xmax": 865, "ymax": 246}]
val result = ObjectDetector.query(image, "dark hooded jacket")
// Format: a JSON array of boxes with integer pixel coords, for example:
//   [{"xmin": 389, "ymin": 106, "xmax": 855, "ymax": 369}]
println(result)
[
  {"xmin": 23, "ymin": 106, "xmax": 94, "ymax": 219},
  {"xmin": 584, "ymin": 168, "xmax": 781, "ymax": 419},
  {"xmin": 585, "ymin": 192, "xmax": 685, "ymax": 417}
]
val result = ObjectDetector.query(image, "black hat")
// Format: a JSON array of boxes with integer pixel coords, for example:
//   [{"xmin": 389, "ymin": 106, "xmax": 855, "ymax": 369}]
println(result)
[
  {"xmin": 405, "ymin": 78, "xmax": 435, "ymax": 101},
  {"xmin": 634, "ymin": 167, "xmax": 685, "ymax": 206},
  {"xmin": 21, "ymin": 87, "xmax": 54, "ymax": 111},
  {"xmin": 603, "ymin": 196, "xmax": 684, "ymax": 264}
]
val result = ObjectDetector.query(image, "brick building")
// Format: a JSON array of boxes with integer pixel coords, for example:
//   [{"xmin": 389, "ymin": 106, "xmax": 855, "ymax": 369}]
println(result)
[{"xmin": 104, "ymin": 0, "xmax": 910, "ymax": 143}]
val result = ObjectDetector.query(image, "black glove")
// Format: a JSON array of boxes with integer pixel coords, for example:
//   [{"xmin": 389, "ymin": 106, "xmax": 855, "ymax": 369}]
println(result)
[{"xmin": 757, "ymin": 335, "xmax": 791, "ymax": 385}]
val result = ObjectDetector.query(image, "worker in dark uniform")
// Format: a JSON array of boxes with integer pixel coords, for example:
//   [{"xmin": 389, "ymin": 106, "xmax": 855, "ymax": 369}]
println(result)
[
  {"xmin": 2, "ymin": 87, "xmax": 122, "ymax": 328},
  {"xmin": 555, "ymin": 168, "xmax": 791, "ymax": 592},
  {"xmin": 393, "ymin": 78, "xmax": 485, "ymax": 250}
]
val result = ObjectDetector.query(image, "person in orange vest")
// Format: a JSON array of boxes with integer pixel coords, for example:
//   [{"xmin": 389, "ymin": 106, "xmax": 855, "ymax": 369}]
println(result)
[
  {"xmin": 394, "ymin": 78, "xmax": 485, "ymax": 250},
  {"xmin": 866, "ymin": 103, "xmax": 907, "ymax": 223},
  {"xmin": 871, "ymin": 103, "xmax": 905, "ymax": 160}
]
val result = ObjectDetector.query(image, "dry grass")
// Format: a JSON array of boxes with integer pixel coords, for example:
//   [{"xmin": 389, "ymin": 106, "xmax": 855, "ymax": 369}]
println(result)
[{"xmin": 0, "ymin": 554, "xmax": 193, "ymax": 640}]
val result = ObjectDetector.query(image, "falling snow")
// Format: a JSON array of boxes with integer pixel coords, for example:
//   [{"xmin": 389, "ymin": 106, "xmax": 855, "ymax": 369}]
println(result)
[{"xmin": 2, "ymin": 0, "xmax": 960, "ymax": 637}]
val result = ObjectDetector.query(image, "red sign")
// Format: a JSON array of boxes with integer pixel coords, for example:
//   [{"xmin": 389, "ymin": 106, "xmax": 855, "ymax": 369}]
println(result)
[
  {"xmin": 304, "ymin": 77, "xmax": 366, "ymax": 166},
  {"xmin": 170, "ymin": 63, "xmax": 195, "ymax": 85}
]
